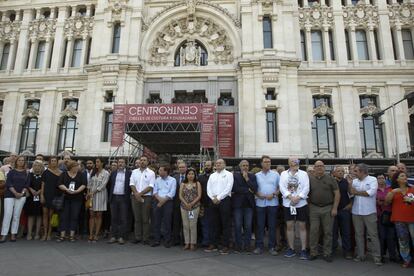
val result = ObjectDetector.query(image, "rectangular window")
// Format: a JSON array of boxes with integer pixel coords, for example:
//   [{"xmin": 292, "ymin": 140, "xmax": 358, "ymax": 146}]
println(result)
[
  {"xmin": 265, "ymin": 88, "xmax": 276, "ymax": 100},
  {"xmin": 356, "ymin": 30, "xmax": 369, "ymax": 60},
  {"xmin": 266, "ymin": 110, "xmax": 278, "ymax": 143},
  {"xmin": 402, "ymin": 29, "xmax": 414, "ymax": 60},
  {"xmin": 311, "ymin": 30, "xmax": 324, "ymax": 61},
  {"xmin": 300, "ymin": 30, "xmax": 307, "ymax": 61},
  {"xmin": 0, "ymin": 43, "xmax": 10, "ymax": 70},
  {"xmin": 103, "ymin": 112, "xmax": 113, "ymax": 142},
  {"xmin": 263, "ymin": 16, "xmax": 273, "ymax": 49},
  {"xmin": 35, "ymin": 41, "xmax": 46, "ymax": 69},
  {"xmin": 61, "ymin": 40, "xmax": 68, "ymax": 67},
  {"xmin": 345, "ymin": 30, "xmax": 352, "ymax": 60},
  {"xmin": 63, "ymin": 99, "xmax": 79, "ymax": 110},
  {"xmin": 329, "ymin": 30, "xmax": 335, "ymax": 60},
  {"xmin": 112, "ymin": 23, "xmax": 121, "ymax": 53},
  {"xmin": 374, "ymin": 29, "xmax": 381, "ymax": 60},
  {"xmin": 26, "ymin": 100, "xmax": 40, "ymax": 111},
  {"xmin": 71, "ymin": 39, "xmax": 83, "ymax": 67}
]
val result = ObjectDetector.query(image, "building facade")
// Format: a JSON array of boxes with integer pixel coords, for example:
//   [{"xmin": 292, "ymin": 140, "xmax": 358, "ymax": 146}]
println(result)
[{"xmin": 0, "ymin": 0, "xmax": 413, "ymax": 161}]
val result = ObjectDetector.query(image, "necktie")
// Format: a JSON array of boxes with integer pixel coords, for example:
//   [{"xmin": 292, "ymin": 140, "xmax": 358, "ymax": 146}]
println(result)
[{"xmin": 180, "ymin": 175, "xmax": 184, "ymax": 184}]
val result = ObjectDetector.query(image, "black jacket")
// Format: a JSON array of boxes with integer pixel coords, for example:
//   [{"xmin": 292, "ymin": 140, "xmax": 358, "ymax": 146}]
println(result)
[
  {"xmin": 198, "ymin": 171, "xmax": 212, "ymax": 207},
  {"xmin": 108, "ymin": 169, "xmax": 132, "ymax": 202},
  {"xmin": 232, "ymin": 172, "xmax": 258, "ymax": 208}
]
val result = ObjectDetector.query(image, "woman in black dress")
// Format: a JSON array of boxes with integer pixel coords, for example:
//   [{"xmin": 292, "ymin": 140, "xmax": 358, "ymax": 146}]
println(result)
[
  {"xmin": 58, "ymin": 160, "xmax": 86, "ymax": 242},
  {"xmin": 41, "ymin": 156, "xmax": 61, "ymax": 241},
  {"xmin": 25, "ymin": 160, "xmax": 44, "ymax": 240}
]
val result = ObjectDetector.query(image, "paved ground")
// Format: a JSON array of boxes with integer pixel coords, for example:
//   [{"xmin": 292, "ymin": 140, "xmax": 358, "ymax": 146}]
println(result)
[{"xmin": 0, "ymin": 239, "xmax": 412, "ymax": 276}]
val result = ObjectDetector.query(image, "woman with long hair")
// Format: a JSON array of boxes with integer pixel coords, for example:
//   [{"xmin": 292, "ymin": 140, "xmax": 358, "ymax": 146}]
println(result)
[
  {"xmin": 40, "ymin": 156, "xmax": 61, "ymax": 240},
  {"xmin": 0, "ymin": 156, "xmax": 28, "ymax": 242},
  {"xmin": 25, "ymin": 160, "xmax": 44, "ymax": 240},
  {"xmin": 57, "ymin": 160, "xmax": 86, "ymax": 242},
  {"xmin": 87, "ymin": 158, "xmax": 110, "ymax": 242},
  {"xmin": 385, "ymin": 171, "xmax": 414, "ymax": 268},
  {"xmin": 179, "ymin": 168, "xmax": 202, "ymax": 251}
]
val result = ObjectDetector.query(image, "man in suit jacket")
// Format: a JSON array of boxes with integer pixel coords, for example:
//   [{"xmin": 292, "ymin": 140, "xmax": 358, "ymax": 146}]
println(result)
[
  {"xmin": 171, "ymin": 161, "xmax": 187, "ymax": 245},
  {"xmin": 108, "ymin": 158, "xmax": 132, "ymax": 244},
  {"xmin": 232, "ymin": 160, "xmax": 258, "ymax": 253}
]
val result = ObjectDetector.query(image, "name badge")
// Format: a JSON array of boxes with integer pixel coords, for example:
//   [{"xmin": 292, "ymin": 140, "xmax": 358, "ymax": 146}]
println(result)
[
  {"xmin": 69, "ymin": 181, "xmax": 75, "ymax": 191},
  {"xmin": 188, "ymin": 210, "xmax": 194, "ymax": 219},
  {"xmin": 290, "ymin": 206, "xmax": 297, "ymax": 215},
  {"xmin": 33, "ymin": 195, "xmax": 40, "ymax": 202}
]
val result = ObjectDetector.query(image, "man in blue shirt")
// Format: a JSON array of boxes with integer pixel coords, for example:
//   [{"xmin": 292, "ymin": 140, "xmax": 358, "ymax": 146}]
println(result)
[
  {"xmin": 232, "ymin": 160, "xmax": 257, "ymax": 253},
  {"xmin": 151, "ymin": 165, "xmax": 177, "ymax": 248},
  {"xmin": 253, "ymin": 155, "xmax": 280, "ymax": 255}
]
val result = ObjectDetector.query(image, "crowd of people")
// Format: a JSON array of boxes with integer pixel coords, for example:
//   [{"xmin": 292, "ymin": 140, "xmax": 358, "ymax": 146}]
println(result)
[{"xmin": 0, "ymin": 153, "xmax": 413, "ymax": 268}]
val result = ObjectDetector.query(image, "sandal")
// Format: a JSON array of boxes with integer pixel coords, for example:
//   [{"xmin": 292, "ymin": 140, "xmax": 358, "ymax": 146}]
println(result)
[{"xmin": 56, "ymin": 236, "xmax": 65, "ymax": 242}]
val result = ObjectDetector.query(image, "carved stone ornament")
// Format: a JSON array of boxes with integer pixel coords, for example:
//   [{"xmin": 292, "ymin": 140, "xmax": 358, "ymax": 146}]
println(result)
[
  {"xmin": 22, "ymin": 107, "xmax": 39, "ymax": 118},
  {"xmin": 299, "ymin": 4, "xmax": 333, "ymax": 29},
  {"xmin": 388, "ymin": 3, "xmax": 414, "ymax": 28},
  {"xmin": 60, "ymin": 106, "xmax": 78, "ymax": 118},
  {"xmin": 0, "ymin": 21, "xmax": 21, "ymax": 42},
  {"xmin": 64, "ymin": 16, "xmax": 94, "ymax": 39},
  {"xmin": 343, "ymin": 4, "xmax": 379, "ymax": 29},
  {"xmin": 179, "ymin": 40, "xmax": 202, "ymax": 66},
  {"xmin": 360, "ymin": 101, "xmax": 379, "ymax": 116},
  {"xmin": 107, "ymin": 0, "xmax": 129, "ymax": 24},
  {"xmin": 313, "ymin": 102, "xmax": 334, "ymax": 117},
  {"xmin": 315, "ymin": 151, "xmax": 335, "ymax": 159},
  {"xmin": 29, "ymin": 18, "xmax": 57, "ymax": 41},
  {"xmin": 364, "ymin": 151, "xmax": 383, "ymax": 159},
  {"xmin": 149, "ymin": 16, "xmax": 233, "ymax": 66},
  {"xmin": 142, "ymin": 0, "xmax": 241, "ymax": 31}
]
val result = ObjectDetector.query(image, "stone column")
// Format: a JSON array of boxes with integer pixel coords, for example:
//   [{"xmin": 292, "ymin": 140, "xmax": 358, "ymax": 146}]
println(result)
[
  {"xmin": 80, "ymin": 36, "xmax": 89, "ymax": 69},
  {"xmin": 0, "ymin": 42, "xmax": 4, "ymax": 67},
  {"xmin": 367, "ymin": 25, "xmax": 378, "ymax": 64},
  {"xmin": 348, "ymin": 25, "xmax": 358, "ymax": 65},
  {"xmin": 50, "ymin": 6, "xmax": 68, "ymax": 72},
  {"xmin": 377, "ymin": 0, "xmax": 395, "ymax": 65},
  {"xmin": 394, "ymin": 23, "xmax": 406, "ymax": 65},
  {"xmin": 27, "ymin": 39, "xmax": 38, "ymax": 71},
  {"xmin": 64, "ymin": 37, "xmax": 74, "ymax": 70},
  {"xmin": 14, "ymin": 9, "xmax": 34, "ymax": 74},
  {"xmin": 305, "ymin": 25, "xmax": 313, "ymax": 63},
  {"xmin": 42, "ymin": 37, "xmax": 52, "ymax": 72},
  {"xmin": 322, "ymin": 25, "xmax": 331, "ymax": 65}
]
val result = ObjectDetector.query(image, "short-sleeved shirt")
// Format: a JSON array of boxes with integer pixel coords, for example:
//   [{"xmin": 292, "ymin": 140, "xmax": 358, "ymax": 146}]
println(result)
[
  {"xmin": 308, "ymin": 174, "xmax": 338, "ymax": 206},
  {"xmin": 391, "ymin": 187, "xmax": 414, "ymax": 223},
  {"xmin": 5, "ymin": 169, "xmax": 29, "ymax": 198},
  {"xmin": 351, "ymin": 175, "xmax": 378, "ymax": 216},
  {"xmin": 59, "ymin": 171, "xmax": 87, "ymax": 201}
]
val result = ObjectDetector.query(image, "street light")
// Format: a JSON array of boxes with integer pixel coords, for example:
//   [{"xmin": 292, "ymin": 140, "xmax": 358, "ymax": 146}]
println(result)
[{"xmin": 374, "ymin": 92, "xmax": 414, "ymax": 163}]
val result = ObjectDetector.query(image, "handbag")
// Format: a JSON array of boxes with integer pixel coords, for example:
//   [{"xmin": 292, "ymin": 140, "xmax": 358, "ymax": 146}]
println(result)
[
  {"xmin": 85, "ymin": 196, "xmax": 93, "ymax": 209},
  {"xmin": 52, "ymin": 194, "xmax": 65, "ymax": 211},
  {"xmin": 50, "ymin": 213, "xmax": 59, "ymax": 228},
  {"xmin": 381, "ymin": 211, "xmax": 392, "ymax": 226}
]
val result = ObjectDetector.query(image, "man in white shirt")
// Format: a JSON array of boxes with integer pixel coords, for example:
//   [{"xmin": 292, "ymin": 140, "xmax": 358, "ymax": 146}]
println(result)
[
  {"xmin": 129, "ymin": 156, "xmax": 156, "ymax": 244},
  {"xmin": 279, "ymin": 157, "xmax": 310, "ymax": 260},
  {"xmin": 205, "ymin": 159, "xmax": 233, "ymax": 255},
  {"xmin": 350, "ymin": 163, "xmax": 382, "ymax": 265}
]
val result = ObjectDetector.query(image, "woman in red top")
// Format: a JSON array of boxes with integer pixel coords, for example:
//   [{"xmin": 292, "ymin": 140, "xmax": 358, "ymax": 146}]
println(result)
[{"xmin": 385, "ymin": 172, "xmax": 414, "ymax": 268}]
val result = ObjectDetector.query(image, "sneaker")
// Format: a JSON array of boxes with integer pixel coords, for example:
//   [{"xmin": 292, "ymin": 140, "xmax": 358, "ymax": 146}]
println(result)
[
  {"xmin": 118, "ymin": 238, "xmax": 125, "ymax": 245},
  {"xmin": 323, "ymin": 255, "xmax": 333, "ymax": 263},
  {"xmin": 269, "ymin": 248, "xmax": 278, "ymax": 256},
  {"xmin": 353, "ymin": 256, "xmax": 365, "ymax": 262},
  {"xmin": 299, "ymin": 250, "xmax": 309, "ymax": 260},
  {"xmin": 284, "ymin": 248, "xmax": 296, "ymax": 258},
  {"xmin": 107, "ymin": 237, "xmax": 117, "ymax": 244},
  {"xmin": 253, "ymin": 247, "xmax": 263, "ymax": 255},
  {"xmin": 374, "ymin": 258, "xmax": 383, "ymax": 266},
  {"xmin": 219, "ymin": 247, "xmax": 229, "ymax": 255},
  {"xmin": 204, "ymin": 245, "xmax": 218, "ymax": 253}
]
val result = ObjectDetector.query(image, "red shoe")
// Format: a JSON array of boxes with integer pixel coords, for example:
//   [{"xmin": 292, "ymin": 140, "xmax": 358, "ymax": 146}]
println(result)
[{"xmin": 402, "ymin": 261, "xmax": 411, "ymax": 268}]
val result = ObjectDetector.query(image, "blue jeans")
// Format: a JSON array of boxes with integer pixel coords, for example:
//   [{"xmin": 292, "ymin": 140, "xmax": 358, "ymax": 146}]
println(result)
[
  {"xmin": 152, "ymin": 200, "xmax": 173, "ymax": 243},
  {"xmin": 233, "ymin": 207, "xmax": 253, "ymax": 249},
  {"xmin": 332, "ymin": 209, "xmax": 352, "ymax": 253},
  {"xmin": 256, "ymin": 206, "xmax": 277, "ymax": 249}
]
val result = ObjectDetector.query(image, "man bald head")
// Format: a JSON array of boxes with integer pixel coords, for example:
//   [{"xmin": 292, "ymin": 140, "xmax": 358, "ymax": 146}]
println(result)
[
  {"xmin": 314, "ymin": 160, "xmax": 325, "ymax": 177},
  {"xmin": 215, "ymin": 159, "xmax": 226, "ymax": 172}
]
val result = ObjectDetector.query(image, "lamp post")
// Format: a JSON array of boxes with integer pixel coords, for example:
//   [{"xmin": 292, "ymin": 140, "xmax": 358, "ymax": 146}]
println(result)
[{"xmin": 374, "ymin": 92, "xmax": 414, "ymax": 164}]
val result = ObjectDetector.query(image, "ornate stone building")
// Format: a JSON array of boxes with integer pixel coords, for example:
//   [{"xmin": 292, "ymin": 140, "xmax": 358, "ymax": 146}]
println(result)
[{"xmin": 0, "ymin": 0, "xmax": 413, "ymax": 161}]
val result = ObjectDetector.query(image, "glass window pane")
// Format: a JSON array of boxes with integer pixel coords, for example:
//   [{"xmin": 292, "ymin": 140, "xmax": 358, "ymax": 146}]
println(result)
[
  {"xmin": 328, "ymin": 127, "xmax": 335, "ymax": 153},
  {"xmin": 363, "ymin": 118, "xmax": 375, "ymax": 149},
  {"xmin": 71, "ymin": 39, "xmax": 83, "ymax": 67},
  {"xmin": 402, "ymin": 30, "xmax": 414, "ymax": 60},
  {"xmin": 301, "ymin": 31, "xmax": 307, "ymax": 61},
  {"xmin": 112, "ymin": 24, "xmax": 121, "ymax": 53},
  {"xmin": 329, "ymin": 31, "xmax": 335, "ymax": 60},
  {"xmin": 356, "ymin": 30, "xmax": 369, "ymax": 60},
  {"xmin": 263, "ymin": 17, "xmax": 273, "ymax": 49},
  {"xmin": 0, "ymin": 43, "xmax": 10, "ymax": 70},
  {"xmin": 317, "ymin": 118, "xmax": 328, "ymax": 149},
  {"xmin": 35, "ymin": 41, "xmax": 46, "ymax": 69},
  {"xmin": 311, "ymin": 31, "xmax": 324, "ymax": 61}
]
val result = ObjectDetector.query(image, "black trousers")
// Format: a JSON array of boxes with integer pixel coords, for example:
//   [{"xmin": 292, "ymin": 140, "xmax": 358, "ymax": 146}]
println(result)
[
  {"xmin": 172, "ymin": 199, "xmax": 182, "ymax": 244},
  {"xmin": 60, "ymin": 199, "xmax": 82, "ymax": 233},
  {"xmin": 110, "ymin": 195, "xmax": 129, "ymax": 239},
  {"xmin": 209, "ymin": 197, "xmax": 231, "ymax": 247},
  {"xmin": 153, "ymin": 200, "xmax": 173, "ymax": 243}
]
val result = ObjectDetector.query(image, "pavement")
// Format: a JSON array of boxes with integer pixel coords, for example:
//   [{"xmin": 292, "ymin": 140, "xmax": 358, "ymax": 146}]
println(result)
[{"xmin": 0, "ymin": 239, "xmax": 412, "ymax": 276}]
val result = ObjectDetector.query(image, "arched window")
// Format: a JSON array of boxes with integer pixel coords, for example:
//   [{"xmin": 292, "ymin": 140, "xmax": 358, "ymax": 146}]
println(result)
[
  {"xmin": 57, "ymin": 117, "xmax": 77, "ymax": 154},
  {"xmin": 174, "ymin": 40, "xmax": 208, "ymax": 66},
  {"xmin": 19, "ymin": 117, "xmax": 38, "ymax": 154}
]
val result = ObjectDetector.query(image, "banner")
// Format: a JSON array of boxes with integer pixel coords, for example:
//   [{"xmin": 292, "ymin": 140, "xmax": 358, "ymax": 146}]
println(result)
[
  {"xmin": 218, "ymin": 113, "xmax": 235, "ymax": 157},
  {"xmin": 111, "ymin": 104, "xmax": 216, "ymax": 148}
]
